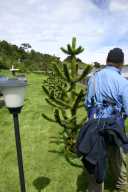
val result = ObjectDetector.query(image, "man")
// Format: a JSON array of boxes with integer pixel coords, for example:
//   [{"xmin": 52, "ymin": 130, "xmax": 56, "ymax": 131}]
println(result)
[{"xmin": 85, "ymin": 48, "xmax": 128, "ymax": 192}]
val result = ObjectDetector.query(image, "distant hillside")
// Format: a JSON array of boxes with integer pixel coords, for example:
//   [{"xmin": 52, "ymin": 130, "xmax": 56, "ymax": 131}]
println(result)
[
  {"xmin": 0, "ymin": 40, "xmax": 60, "ymax": 72},
  {"xmin": 0, "ymin": 40, "xmax": 90, "ymax": 72}
]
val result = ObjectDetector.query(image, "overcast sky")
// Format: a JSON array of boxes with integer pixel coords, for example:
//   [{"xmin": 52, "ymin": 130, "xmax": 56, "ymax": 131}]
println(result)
[{"xmin": 0, "ymin": 0, "xmax": 128, "ymax": 64}]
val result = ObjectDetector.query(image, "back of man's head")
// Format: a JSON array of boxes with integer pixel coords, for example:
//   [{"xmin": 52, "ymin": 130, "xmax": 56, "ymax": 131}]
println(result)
[{"xmin": 106, "ymin": 48, "xmax": 124, "ymax": 67}]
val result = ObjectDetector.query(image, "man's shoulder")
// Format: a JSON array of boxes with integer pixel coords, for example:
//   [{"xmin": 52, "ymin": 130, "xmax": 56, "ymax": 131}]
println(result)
[
  {"xmin": 118, "ymin": 75, "xmax": 128, "ymax": 86},
  {"xmin": 97, "ymin": 67, "xmax": 128, "ymax": 86}
]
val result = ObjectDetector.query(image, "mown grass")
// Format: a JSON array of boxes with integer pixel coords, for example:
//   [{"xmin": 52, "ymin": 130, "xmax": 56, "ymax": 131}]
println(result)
[{"xmin": 0, "ymin": 71, "xmax": 128, "ymax": 192}]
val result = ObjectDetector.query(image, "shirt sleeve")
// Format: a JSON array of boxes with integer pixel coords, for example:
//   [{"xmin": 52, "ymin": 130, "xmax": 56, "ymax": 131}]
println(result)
[
  {"xmin": 84, "ymin": 76, "xmax": 95, "ymax": 108},
  {"xmin": 121, "ymin": 82, "xmax": 128, "ymax": 116}
]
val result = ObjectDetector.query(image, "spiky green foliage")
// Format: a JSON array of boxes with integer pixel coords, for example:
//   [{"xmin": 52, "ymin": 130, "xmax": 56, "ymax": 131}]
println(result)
[
  {"xmin": 60, "ymin": 37, "xmax": 84, "ymax": 57},
  {"xmin": 42, "ymin": 37, "xmax": 92, "ymax": 158}
]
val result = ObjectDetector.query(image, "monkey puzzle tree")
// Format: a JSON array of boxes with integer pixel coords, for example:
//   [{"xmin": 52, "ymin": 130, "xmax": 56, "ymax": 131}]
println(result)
[{"xmin": 42, "ymin": 37, "xmax": 92, "ymax": 156}]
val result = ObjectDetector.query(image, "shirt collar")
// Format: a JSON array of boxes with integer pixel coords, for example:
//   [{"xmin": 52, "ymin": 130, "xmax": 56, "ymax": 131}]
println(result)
[{"xmin": 106, "ymin": 65, "xmax": 121, "ymax": 74}]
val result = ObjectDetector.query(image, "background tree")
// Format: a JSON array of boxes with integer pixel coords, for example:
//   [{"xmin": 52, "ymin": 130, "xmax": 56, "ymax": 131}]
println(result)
[
  {"xmin": 20, "ymin": 43, "xmax": 32, "ymax": 52},
  {"xmin": 94, "ymin": 61, "xmax": 101, "ymax": 69},
  {"xmin": 42, "ymin": 37, "xmax": 92, "ymax": 159}
]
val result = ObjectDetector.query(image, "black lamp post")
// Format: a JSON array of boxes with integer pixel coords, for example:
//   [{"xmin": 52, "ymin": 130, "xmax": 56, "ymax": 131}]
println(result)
[{"xmin": 0, "ymin": 78, "xmax": 27, "ymax": 192}]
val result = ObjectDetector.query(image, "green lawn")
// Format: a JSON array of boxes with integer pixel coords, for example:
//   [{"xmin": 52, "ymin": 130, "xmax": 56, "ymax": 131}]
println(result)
[{"xmin": 0, "ymin": 71, "xmax": 127, "ymax": 192}]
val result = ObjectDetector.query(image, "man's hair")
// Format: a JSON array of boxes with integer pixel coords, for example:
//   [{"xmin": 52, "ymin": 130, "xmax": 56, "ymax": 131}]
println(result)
[{"xmin": 106, "ymin": 48, "xmax": 124, "ymax": 65}]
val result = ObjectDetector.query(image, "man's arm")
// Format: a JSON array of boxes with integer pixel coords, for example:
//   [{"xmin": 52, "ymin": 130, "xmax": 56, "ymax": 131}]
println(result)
[
  {"xmin": 121, "ymin": 82, "xmax": 128, "ymax": 116},
  {"xmin": 84, "ymin": 76, "xmax": 95, "ymax": 108}
]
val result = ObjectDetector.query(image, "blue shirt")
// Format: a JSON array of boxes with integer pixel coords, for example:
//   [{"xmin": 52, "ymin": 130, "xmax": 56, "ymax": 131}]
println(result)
[{"xmin": 85, "ymin": 66, "xmax": 128, "ymax": 118}]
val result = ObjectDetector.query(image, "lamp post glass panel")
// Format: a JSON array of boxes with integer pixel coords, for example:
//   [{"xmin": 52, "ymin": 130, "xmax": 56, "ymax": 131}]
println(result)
[{"xmin": 0, "ymin": 78, "xmax": 27, "ymax": 192}]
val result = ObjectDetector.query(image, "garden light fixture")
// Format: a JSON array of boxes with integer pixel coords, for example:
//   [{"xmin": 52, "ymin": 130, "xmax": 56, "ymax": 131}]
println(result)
[
  {"xmin": 10, "ymin": 65, "xmax": 20, "ymax": 76},
  {"xmin": 0, "ymin": 77, "xmax": 27, "ymax": 192}
]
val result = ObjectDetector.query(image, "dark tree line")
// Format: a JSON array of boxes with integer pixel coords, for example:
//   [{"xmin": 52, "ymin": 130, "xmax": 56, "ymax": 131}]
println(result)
[
  {"xmin": 0, "ymin": 40, "xmax": 61, "ymax": 72},
  {"xmin": 0, "ymin": 40, "xmax": 91, "ymax": 73}
]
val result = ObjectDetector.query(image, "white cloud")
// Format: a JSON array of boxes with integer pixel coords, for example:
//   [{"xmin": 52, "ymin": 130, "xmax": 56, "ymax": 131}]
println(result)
[
  {"xmin": 110, "ymin": 0, "xmax": 128, "ymax": 12},
  {"xmin": 0, "ymin": 0, "xmax": 128, "ymax": 63},
  {"xmin": 27, "ymin": 0, "xmax": 39, "ymax": 5}
]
